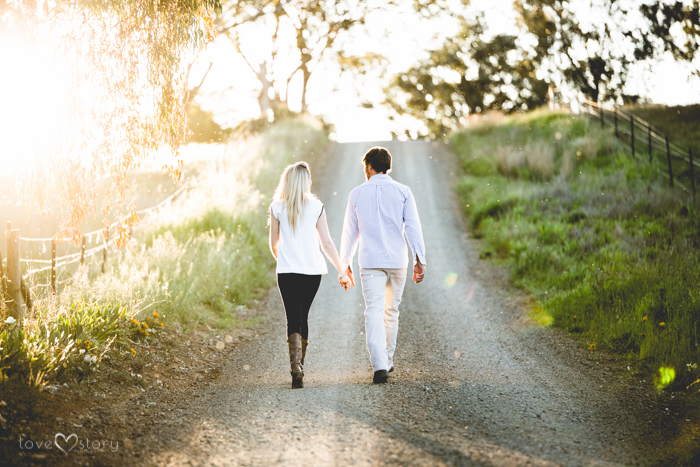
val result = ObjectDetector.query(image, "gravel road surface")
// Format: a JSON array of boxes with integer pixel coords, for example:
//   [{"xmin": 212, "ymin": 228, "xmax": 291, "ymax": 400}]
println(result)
[{"xmin": 135, "ymin": 141, "xmax": 669, "ymax": 466}]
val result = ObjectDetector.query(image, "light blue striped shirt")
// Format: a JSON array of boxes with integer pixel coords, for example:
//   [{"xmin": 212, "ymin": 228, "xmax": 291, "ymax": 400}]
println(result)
[{"xmin": 340, "ymin": 174, "xmax": 426, "ymax": 271}]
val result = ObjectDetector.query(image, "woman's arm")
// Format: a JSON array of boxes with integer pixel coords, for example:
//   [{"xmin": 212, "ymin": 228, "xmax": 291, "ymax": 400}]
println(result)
[
  {"xmin": 316, "ymin": 209, "xmax": 344, "ymax": 275},
  {"xmin": 269, "ymin": 209, "xmax": 280, "ymax": 259}
]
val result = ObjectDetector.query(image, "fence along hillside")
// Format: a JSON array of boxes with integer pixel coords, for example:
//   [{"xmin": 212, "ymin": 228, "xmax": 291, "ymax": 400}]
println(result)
[
  {"xmin": 581, "ymin": 100, "xmax": 699, "ymax": 198},
  {"xmin": 1, "ymin": 184, "xmax": 190, "ymax": 319}
]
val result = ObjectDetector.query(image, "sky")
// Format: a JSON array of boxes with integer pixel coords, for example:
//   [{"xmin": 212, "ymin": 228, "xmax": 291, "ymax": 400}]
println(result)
[{"xmin": 189, "ymin": 0, "xmax": 700, "ymax": 143}]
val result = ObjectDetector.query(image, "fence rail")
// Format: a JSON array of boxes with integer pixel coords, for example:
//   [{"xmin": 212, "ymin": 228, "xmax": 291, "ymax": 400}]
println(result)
[
  {"xmin": 1, "ymin": 183, "xmax": 190, "ymax": 319},
  {"xmin": 581, "ymin": 100, "xmax": 698, "ymax": 198}
]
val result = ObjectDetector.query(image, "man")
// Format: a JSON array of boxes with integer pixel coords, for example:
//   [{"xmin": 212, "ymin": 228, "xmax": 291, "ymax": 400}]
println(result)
[{"xmin": 339, "ymin": 146, "xmax": 426, "ymax": 384}]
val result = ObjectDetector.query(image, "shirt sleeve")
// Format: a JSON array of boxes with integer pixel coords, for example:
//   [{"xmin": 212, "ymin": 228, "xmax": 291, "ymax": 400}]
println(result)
[
  {"xmin": 403, "ymin": 188, "xmax": 426, "ymax": 265},
  {"xmin": 339, "ymin": 194, "xmax": 360, "ymax": 272}
]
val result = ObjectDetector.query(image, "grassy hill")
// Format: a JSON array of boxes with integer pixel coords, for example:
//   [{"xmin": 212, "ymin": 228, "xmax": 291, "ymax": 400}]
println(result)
[
  {"xmin": 630, "ymin": 104, "xmax": 700, "ymax": 154},
  {"xmin": 451, "ymin": 109, "xmax": 700, "ymax": 392}
]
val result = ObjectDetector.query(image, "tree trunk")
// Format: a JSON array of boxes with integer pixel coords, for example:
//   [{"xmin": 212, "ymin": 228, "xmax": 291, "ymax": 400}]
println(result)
[
  {"xmin": 300, "ymin": 62, "xmax": 312, "ymax": 113},
  {"xmin": 259, "ymin": 61, "xmax": 273, "ymax": 116}
]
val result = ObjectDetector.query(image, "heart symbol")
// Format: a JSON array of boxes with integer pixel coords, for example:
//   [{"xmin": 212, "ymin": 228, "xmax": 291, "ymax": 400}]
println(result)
[{"xmin": 55, "ymin": 433, "xmax": 78, "ymax": 455}]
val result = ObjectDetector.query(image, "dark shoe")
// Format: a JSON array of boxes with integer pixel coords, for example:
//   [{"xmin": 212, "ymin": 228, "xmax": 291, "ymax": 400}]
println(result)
[
  {"xmin": 388, "ymin": 366, "xmax": 394, "ymax": 373},
  {"xmin": 287, "ymin": 333, "xmax": 304, "ymax": 389},
  {"xmin": 373, "ymin": 370, "xmax": 389, "ymax": 384},
  {"xmin": 301, "ymin": 338, "xmax": 309, "ymax": 366}
]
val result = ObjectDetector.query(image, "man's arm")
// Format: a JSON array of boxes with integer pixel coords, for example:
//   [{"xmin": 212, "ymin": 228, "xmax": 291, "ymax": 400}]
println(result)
[
  {"xmin": 339, "ymin": 195, "xmax": 360, "ymax": 279},
  {"xmin": 403, "ymin": 188, "xmax": 426, "ymax": 267}
]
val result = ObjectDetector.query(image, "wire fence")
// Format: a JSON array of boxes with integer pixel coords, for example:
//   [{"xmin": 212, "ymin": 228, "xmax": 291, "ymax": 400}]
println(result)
[
  {"xmin": 1, "ymin": 183, "xmax": 190, "ymax": 317},
  {"xmin": 580, "ymin": 100, "xmax": 698, "ymax": 199}
]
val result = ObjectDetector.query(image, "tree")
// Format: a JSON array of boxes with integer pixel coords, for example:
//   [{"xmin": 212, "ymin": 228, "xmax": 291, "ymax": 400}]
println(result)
[
  {"xmin": 638, "ymin": 1, "xmax": 700, "ymax": 77},
  {"xmin": 205, "ymin": 0, "xmax": 391, "ymax": 117},
  {"xmin": 513, "ymin": 0, "xmax": 644, "ymax": 103},
  {"xmin": 386, "ymin": 0, "xmax": 663, "ymax": 137},
  {"xmin": 0, "ymin": 0, "xmax": 220, "ymax": 240},
  {"xmin": 385, "ymin": 18, "xmax": 549, "ymax": 139}
]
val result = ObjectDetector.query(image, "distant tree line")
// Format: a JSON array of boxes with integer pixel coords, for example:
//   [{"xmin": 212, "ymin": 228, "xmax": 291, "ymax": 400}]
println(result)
[{"xmin": 385, "ymin": 0, "xmax": 700, "ymax": 139}]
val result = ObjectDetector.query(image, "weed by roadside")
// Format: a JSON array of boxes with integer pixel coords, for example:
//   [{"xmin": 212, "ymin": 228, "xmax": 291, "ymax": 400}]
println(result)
[{"xmin": 451, "ymin": 109, "xmax": 700, "ymax": 391}]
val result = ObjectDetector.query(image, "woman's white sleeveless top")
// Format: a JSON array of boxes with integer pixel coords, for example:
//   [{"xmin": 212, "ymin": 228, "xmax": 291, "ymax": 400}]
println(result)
[{"xmin": 271, "ymin": 196, "xmax": 328, "ymax": 275}]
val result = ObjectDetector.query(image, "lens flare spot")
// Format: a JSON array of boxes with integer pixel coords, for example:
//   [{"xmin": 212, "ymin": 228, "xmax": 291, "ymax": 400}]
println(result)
[
  {"xmin": 444, "ymin": 272, "xmax": 458, "ymax": 288},
  {"xmin": 465, "ymin": 286, "xmax": 475, "ymax": 304},
  {"xmin": 530, "ymin": 305, "xmax": 553, "ymax": 327},
  {"xmin": 657, "ymin": 366, "xmax": 675, "ymax": 390}
]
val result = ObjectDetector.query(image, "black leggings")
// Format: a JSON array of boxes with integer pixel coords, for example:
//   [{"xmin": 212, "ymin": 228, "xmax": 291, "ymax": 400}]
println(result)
[{"xmin": 277, "ymin": 273, "xmax": 322, "ymax": 339}]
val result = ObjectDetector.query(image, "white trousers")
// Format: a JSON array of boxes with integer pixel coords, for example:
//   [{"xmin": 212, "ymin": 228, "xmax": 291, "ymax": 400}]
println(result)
[{"xmin": 360, "ymin": 268, "xmax": 407, "ymax": 372}]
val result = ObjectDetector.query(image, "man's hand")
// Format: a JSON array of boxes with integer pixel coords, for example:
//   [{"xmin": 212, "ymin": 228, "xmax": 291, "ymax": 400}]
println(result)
[
  {"xmin": 346, "ymin": 267, "xmax": 355, "ymax": 287},
  {"xmin": 339, "ymin": 267, "xmax": 354, "ymax": 291},
  {"xmin": 413, "ymin": 261, "xmax": 426, "ymax": 284}
]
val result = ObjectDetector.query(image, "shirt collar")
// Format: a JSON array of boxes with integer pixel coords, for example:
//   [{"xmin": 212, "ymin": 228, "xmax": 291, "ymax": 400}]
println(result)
[{"xmin": 367, "ymin": 174, "xmax": 392, "ymax": 184}]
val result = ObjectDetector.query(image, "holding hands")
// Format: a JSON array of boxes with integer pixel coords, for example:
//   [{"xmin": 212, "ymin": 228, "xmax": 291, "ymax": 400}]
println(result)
[{"xmin": 338, "ymin": 267, "xmax": 354, "ymax": 291}]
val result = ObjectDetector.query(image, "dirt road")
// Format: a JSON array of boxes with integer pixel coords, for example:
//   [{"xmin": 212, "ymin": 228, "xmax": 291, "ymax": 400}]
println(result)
[{"xmin": 128, "ymin": 141, "xmax": 673, "ymax": 466}]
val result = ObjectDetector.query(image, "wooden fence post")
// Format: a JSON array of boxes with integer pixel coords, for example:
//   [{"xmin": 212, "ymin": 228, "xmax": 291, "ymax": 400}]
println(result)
[
  {"xmin": 5, "ymin": 222, "xmax": 22, "ymax": 319},
  {"xmin": 690, "ymin": 148, "xmax": 696, "ymax": 199},
  {"xmin": 630, "ymin": 114, "xmax": 635, "ymax": 158},
  {"xmin": 80, "ymin": 237, "xmax": 86, "ymax": 266},
  {"xmin": 614, "ymin": 108, "xmax": 618, "ymax": 137},
  {"xmin": 101, "ymin": 228, "xmax": 108, "ymax": 274},
  {"xmin": 20, "ymin": 278, "xmax": 32, "ymax": 314},
  {"xmin": 666, "ymin": 135, "xmax": 674, "ymax": 188},
  {"xmin": 51, "ymin": 238, "xmax": 56, "ymax": 295},
  {"xmin": 648, "ymin": 124, "xmax": 652, "ymax": 164}
]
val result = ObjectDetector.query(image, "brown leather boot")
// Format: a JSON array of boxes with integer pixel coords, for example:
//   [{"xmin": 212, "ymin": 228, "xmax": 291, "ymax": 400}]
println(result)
[
  {"xmin": 301, "ymin": 339, "xmax": 309, "ymax": 367},
  {"xmin": 287, "ymin": 333, "xmax": 304, "ymax": 388}
]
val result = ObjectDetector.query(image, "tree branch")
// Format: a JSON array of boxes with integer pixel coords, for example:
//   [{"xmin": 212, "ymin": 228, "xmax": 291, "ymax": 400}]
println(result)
[{"xmin": 185, "ymin": 61, "xmax": 214, "ymax": 107}]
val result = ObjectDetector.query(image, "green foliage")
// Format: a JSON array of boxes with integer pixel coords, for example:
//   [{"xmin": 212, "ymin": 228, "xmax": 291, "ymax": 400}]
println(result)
[
  {"xmin": 136, "ymin": 214, "xmax": 273, "ymax": 326},
  {"xmin": 385, "ymin": 17, "xmax": 549, "ymax": 139},
  {"xmin": 639, "ymin": 2, "xmax": 700, "ymax": 78},
  {"xmin": 452, "ymin": 109, "xmax": 700, "ymax": 390},
  {"xmin": 0, "ymin": 301, "xmax": 131, "ymax": 387}
]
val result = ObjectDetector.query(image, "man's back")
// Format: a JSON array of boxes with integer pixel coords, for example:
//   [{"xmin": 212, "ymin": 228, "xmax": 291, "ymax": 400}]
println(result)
[{"xmin": 340, "ymin": 174, "xmax": 425, "ymax": 271}]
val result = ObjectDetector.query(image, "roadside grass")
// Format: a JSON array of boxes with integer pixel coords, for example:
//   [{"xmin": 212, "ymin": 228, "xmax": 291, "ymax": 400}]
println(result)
[
  {"xmin": 451, "ymin": 109, "xmax": 700, "ymax": 391},
  {"xmin": 0, "ymin": 116, "xmax": 328, "ymax": 389}
]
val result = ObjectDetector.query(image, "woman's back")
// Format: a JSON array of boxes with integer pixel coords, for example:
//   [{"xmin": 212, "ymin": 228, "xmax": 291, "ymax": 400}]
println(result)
[{"xmin": 271, "ymin": 195, "xmax": 327, "ymax": 275}]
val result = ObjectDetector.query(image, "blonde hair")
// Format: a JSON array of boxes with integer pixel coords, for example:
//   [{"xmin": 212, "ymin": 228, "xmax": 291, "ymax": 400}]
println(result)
[{"xmin": 273, "ymin": 161, "xmax": 313, "ymax": 232}]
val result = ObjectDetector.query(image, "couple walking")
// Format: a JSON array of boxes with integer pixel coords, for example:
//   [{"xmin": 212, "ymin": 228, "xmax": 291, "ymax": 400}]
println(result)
[{"xmin": 269, "ymin": 146, "xmax": 426, "ymax": 388}]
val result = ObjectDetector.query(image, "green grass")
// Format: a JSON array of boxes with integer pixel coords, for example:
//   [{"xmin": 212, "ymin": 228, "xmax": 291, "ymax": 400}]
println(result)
[
  {"xmin": 451, "ymin": 108, "xmax": 700, "ymax": 391},
  {"xmin": 630, "ymin": 104, "xmax": 700, "ymax": 154},
  {"xmin": 0, "ymin": 116, "xmax": 328, "ymax": 387}
]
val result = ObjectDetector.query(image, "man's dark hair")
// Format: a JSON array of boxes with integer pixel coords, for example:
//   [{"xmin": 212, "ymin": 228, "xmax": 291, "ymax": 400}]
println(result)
[{"xmin": 363, "ymin": 147, "xmax": 392, "ymax": 174}]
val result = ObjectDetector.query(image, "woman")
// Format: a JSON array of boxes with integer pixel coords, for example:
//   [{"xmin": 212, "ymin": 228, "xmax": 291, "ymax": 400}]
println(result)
[{"xmin": 269, "ymin": 161, "xmax": 349, "ymax": 388}]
